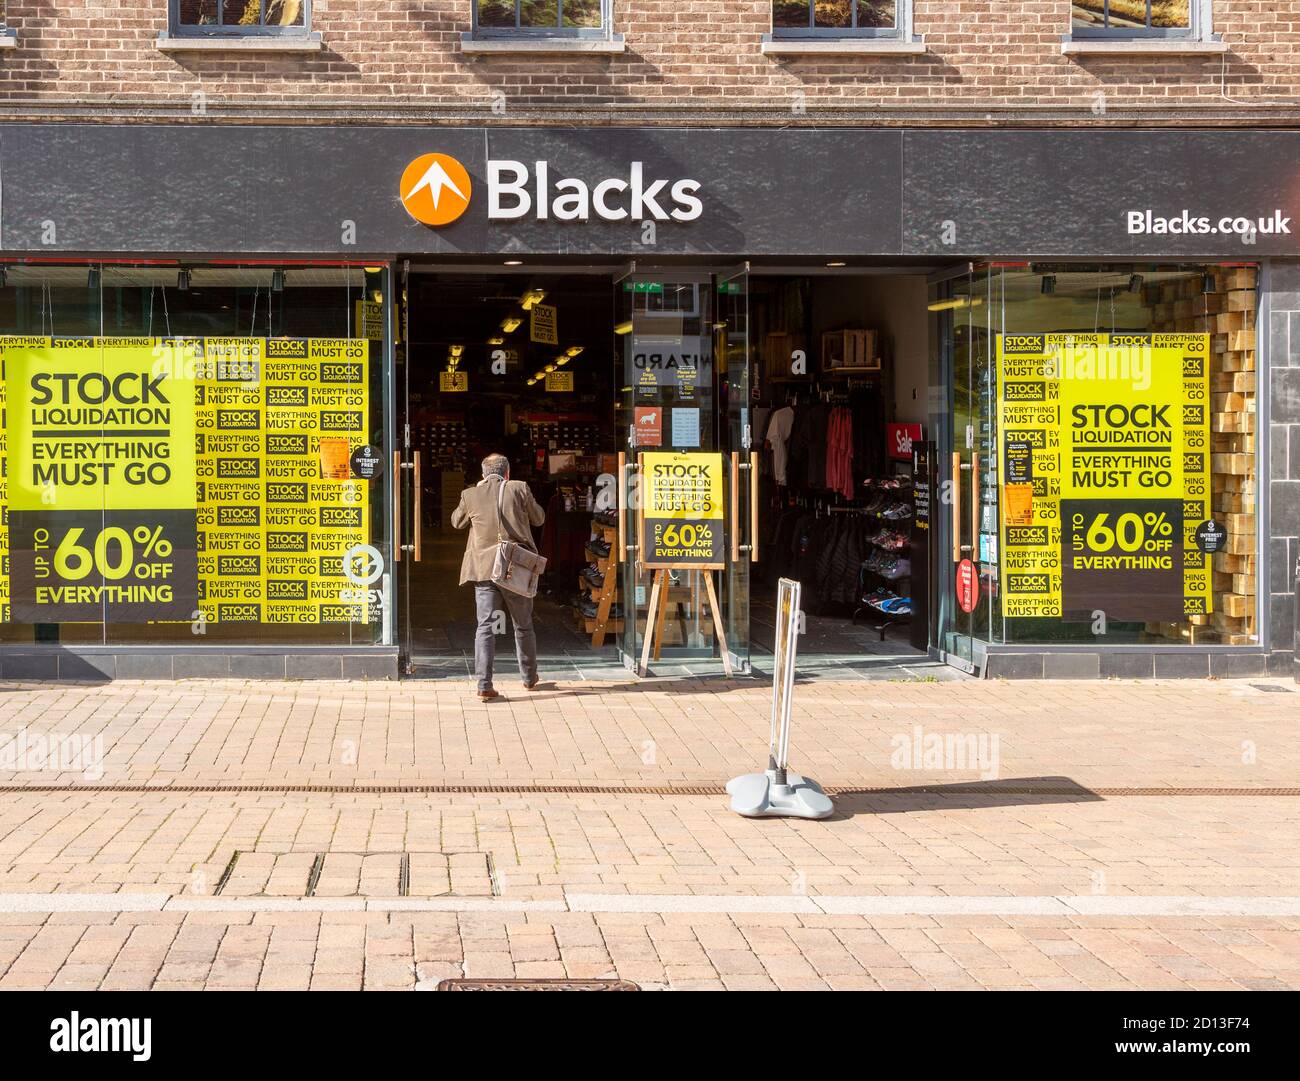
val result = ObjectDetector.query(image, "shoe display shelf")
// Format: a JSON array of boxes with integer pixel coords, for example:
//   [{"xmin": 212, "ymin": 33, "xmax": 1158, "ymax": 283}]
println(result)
[
  {"xmin": 852, "ymin": 474, "xmax": 915, "ymax": 640},
  {"xmin": 579, "ymin": 519, "xmax": 623, "ymax": 645}
]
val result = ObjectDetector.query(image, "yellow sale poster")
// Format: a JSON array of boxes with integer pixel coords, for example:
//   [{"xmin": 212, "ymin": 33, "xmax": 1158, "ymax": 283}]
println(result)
[
  {"xmin": 0, "ymin": 336, "xmax": 371, "ymax": 627},
  {"xmin": 640, "ymin": 451, "xmax": 724, "ymax": 568},
  {"xmin": 2, "ymin": 337, "xmax": 198, "ymax": 621},
  {"xmin": 997, "ymin": 332, "xmax": 1212, "ymax": 623}
]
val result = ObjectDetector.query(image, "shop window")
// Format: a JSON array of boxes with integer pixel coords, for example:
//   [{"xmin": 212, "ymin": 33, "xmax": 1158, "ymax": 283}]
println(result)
[
  {"xmin": 0, "ymin": 263, "xmax": 391, "ymax": 649},
  {"xmin": 473, "ymin": 0, "xmax": 611, "ymax": 36},
  {"xmin": 953, "ymin": 264, "xmax": 1260, "ymax": 650},
  {"xmin": 770, "ymin": 0, "xmax": 904, "ymax": 37},
  {"xmin": 171, "ymin": 0, "xmax": 311, "ymax": 35},
  {"xmin": 1071, "ymin": 0, "xmax": 1198, "ymax": 37}
]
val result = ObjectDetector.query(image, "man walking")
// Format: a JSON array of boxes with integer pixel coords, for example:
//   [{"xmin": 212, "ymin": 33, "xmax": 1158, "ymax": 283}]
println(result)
[{"xmin": 451, "ymin": 453, "xmax": 547, "ymax": 701}]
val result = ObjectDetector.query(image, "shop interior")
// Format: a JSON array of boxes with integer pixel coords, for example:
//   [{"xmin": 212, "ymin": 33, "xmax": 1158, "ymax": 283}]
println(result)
[
  {"xmin": 399, "ymin": 266, "xmax": 940, "ymax": 678},
  {"xmin": 744, "ymin": 272, "xmax": 935, "ymax": 668},
  {"xmin": 399, "ymin": 270, "xmax": 622, "ymax": 675}
]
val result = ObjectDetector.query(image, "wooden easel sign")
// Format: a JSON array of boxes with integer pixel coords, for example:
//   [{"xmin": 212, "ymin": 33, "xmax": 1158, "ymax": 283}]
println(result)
[{"xmin": 637, "ymin": 451, "xmax": 732, "ymax": 677}]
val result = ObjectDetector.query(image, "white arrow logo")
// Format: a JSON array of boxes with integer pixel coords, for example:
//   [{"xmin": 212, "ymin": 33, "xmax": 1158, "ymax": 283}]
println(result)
[{"xmin": 404, "ymin": 159, "xmax": 467, "ymax": 211}]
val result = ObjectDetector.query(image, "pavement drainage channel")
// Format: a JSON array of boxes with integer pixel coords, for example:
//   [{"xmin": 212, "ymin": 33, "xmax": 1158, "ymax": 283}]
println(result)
[
  {"xmin": 6, "ymin": 894, "xmax": 1300, "ymax": 917},
  {"xmin": 209, "ymin": 851, "xmax": 498, "ymax": 899},
  {"xmin": 2, "ymin": 784, "xmax": 1300, "ymax": 797}
]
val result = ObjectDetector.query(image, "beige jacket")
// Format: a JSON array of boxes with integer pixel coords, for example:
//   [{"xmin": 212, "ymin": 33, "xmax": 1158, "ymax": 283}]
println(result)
[{"xmin": 450, "ymin": 476, "xmax": 546, "ymax": 586}]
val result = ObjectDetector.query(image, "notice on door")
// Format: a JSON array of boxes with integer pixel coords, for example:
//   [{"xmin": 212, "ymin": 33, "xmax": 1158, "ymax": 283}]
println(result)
[
  {"xmin": 2, "ymin": 337, "xmax": 199, "ymax": 622},
  {"xmin": 997, "ymin": 333, "xmax": 1212, "ymax": 623},
  {"xmin": 633, "ymin": 407, "xmax": 662, "ymax": 447},
  {"xmin": 640, "ymin": 451, "xmax": 724, "ymax": 569},
  {"xmin": 626, "ymin": 339, "xmax": 701, "ymax": 393}
]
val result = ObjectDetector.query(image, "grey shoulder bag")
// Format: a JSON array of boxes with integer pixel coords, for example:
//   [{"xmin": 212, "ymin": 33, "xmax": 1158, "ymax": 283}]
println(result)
[{"xmin": 489, "ymin": 477, "xmax": 547, "ymax": 598}]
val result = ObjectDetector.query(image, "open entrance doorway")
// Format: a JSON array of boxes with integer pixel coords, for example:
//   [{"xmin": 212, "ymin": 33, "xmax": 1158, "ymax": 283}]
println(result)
[
  {"xmin": 741, "ymin": 269, "xmax": 956, "ymax": 681},
  {"xmin": 393, "ymin": 263, "xmax": 957, "ymax": 683},
  {"xmin": 397, "ymin": 268, "xmax": 623, "ymax": 678}
]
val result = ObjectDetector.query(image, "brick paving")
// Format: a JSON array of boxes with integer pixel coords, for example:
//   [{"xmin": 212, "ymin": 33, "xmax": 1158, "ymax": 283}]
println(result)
[
  {"xmin": 1, "ymin": 791, "xmax": 1298, "ymax": 900},
  {"xmin": 0, "ymin": 676, "xmax": 1295, "ymax": 789},
  {"xmin": 3, "ymin": 910, "xmax": 1299, "ymax": 991},
  {"xmin": 0, "ymin": 676, "xmax": 1298, "ymax": 989}
]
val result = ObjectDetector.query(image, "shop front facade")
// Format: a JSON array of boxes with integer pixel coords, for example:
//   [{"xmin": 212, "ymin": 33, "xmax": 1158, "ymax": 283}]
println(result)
[{"xmin": 0, "ymin": 124, "xmax": 1295, "ymax": 680}]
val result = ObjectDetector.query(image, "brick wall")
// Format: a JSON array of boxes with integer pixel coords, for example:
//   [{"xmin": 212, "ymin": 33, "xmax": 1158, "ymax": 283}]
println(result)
[{"xmin": 2, "ymin": 2, "xmax": 1300, "ymax": 120}]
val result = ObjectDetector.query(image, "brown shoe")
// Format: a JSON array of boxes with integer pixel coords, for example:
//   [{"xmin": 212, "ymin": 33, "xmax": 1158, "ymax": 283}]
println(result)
[
  {"xmin": 524, "ymin": 678, "xmax": 540, "ymax": 691},
  {"xmin": 478, "ymin": 688, "xmax": 501, "ymax": 702}
]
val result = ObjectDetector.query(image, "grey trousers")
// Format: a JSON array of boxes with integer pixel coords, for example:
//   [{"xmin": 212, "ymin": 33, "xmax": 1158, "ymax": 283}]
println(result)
[{"xmin": 473, "ymin": 581, "xmax": 538, "ymax": 691}]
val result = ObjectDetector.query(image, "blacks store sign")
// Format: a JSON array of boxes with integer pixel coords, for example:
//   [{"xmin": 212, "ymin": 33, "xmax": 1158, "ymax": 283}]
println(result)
[{"xmin": 3, "ymin": 126, "xmax": 1300, "ymax": 258}]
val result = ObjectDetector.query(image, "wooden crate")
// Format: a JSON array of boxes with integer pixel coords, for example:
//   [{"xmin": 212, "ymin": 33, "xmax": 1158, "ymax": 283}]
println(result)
[
  {"xmin": 821, "ymin": 329, "xmax": 880, "ymax": 371},
  {"xmin": 1225, "ymin": 289, "xmax": 1256, "ymax": 312},
  {"xmin": 1220, "ymin": 267, "xmax": 1258, "ymax": 291},
  {"xmin": 1125, "ymin": 268, "xmax": 1259, "ymax": 647},
  {"xmin": 762, "ymin": 331, "xmax": 807, "ymax": 379}
]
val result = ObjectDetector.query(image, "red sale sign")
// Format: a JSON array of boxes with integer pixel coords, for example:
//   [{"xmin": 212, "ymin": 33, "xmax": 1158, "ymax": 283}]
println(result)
[
  {"xmin": 887, "ymin": 422, "xmax": 923, "ymax": 461},
  {"xmin": 956, "ymin": 558, "xmax": 977, "ymax": 614}
]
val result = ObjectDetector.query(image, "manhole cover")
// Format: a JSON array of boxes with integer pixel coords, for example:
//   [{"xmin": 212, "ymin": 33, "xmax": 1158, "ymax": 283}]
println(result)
[
  {"xmin": 1250, "ymin": 683, "xmax": 1293, "ymax": 693},
  {"xmin": 437, "ymin": 979, "xmax": 639, "ymax": 991}
]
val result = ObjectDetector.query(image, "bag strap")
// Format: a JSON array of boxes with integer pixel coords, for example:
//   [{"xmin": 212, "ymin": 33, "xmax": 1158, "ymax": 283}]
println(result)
[{"xmin": 492, "ymin": 474, "xmax": 506, "ymax": 543}]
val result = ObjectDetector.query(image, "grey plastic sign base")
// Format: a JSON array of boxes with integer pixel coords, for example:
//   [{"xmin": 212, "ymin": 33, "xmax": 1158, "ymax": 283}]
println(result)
[{"xmin": 726, "ymin": 769, "xmax": 834, "ymax": 820}]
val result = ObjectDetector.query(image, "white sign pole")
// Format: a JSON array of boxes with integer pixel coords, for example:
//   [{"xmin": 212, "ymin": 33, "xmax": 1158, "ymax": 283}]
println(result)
[{"xmin": 726, "ymin": 578, "xmax": 833, "ymax": 819}]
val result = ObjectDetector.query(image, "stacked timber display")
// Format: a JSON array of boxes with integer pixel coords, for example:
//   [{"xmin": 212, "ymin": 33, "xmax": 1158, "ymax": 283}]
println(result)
[{"xmin": 1144, "ymin": 267, "xmax": 1257, "ymax": 645}]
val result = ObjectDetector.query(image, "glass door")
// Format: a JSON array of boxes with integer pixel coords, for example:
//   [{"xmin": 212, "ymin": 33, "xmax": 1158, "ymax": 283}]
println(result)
[
  {"xmin": 396, "ymin": 261, "xmax": 422, "ymax": 674},
  {"xmin": 616, "ymin": 268, "xmax": 746, "ymax": 675},
  {"xmin": 937, "ymin": 265, "xmax": 1000, "ymax": 673},
  {"xmin": 717, "ymin": 263, "xmax": 753, "ymax": 675}
]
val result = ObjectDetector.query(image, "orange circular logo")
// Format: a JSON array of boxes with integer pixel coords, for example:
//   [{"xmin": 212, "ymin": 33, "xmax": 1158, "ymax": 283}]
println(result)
[{"xmin": 400, "ymin": 153, "xmax": 472, "ymax": 226}]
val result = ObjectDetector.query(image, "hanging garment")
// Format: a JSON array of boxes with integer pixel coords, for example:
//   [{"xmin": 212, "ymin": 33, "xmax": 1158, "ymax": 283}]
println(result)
[
  {"xmin": 804, "ymin": 401, "xmax": 833, "ymax": 491},
  {"xmin": 766, "ymin": 405, "xmax": 795, "ymax": 485},
  {"xmin": 851, "ymin": 386, "xmax": 885, "ymax": 483},
  {"xmin": 826, "ymin": 406, "xmax": 855, "ymax": 500}
]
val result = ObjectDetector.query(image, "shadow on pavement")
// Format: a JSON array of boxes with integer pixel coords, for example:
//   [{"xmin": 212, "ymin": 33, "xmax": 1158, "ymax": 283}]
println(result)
[
  {"xmin": 477, "ymin": 675, "xmax": 758, "ymax": 700},
  {"xmin": 825, "ymin": 776, "xmax": 1104, "ymax": 818}
]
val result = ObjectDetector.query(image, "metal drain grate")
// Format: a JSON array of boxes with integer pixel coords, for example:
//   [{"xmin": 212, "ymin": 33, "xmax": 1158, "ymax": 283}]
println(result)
[
  {"xmin": 437, "ymin": 979, "xmax": 639, "ymax": 992},
  {"xmin": 209, "ymin": 850, "xmax": 497, "ymax": 898},
  {"xmin": 10, "ymin": 779, "xmax": 1300, "ymax": 800},
  {"xmin": 0, "ymin": 783, "xmax": 728, "ymax": 796},
  {"xmin": 11, "ymin": 782, "xmax": 1300, "ymax": 798}
]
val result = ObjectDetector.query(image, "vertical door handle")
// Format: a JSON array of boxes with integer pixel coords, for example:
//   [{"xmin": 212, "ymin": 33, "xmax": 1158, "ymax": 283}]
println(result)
[
  {"xmin": 393, "ymin": 450, "xmax": 402, "ymax": 563},
  {"xmin": 412, "ymin": 451, "xmax": 422, "ymax": 562},
  {"xmin": 730, "ymin": 451, "xmax": 740, "ymax": 563},
  {"xmin": 636, "ymin": 452, "xmax": 645, "ymax": 565},
  {"xmin": 970, "ymin": 451, "xmax": 980, "ymax": 565},
  {"xmin": 749, "ymin": 450, "xmax": 759, "ymax": 563},
  {"xmin": 951, "ymin": 451, "xmax": 962, "ymax": 563},
  {"xmin": 616, "ymin": 451, "xmax": 627, "ymax": 564}
]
